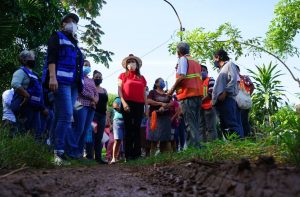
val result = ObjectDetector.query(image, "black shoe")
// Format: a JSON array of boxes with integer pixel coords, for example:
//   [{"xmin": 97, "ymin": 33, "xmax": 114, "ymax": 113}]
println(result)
[{"xmin": 96, "ymin": 158, "xmax": 108, "ymax": 164}]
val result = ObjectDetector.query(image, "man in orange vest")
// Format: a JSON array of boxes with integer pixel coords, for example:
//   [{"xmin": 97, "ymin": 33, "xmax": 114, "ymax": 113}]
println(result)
[
  {"xmin": 168, "ymin": 42, "xmax": 203, "ymax": 148},
  {"xmin": 200, "ymin": 65, "xmax": 217, "ymax": 141},
  {"xmin": 236, "ymin": 66, "xmax": 254, "ymax": 137}
]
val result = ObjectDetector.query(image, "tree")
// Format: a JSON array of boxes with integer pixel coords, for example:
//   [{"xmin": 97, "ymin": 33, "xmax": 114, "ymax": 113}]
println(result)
[
  {"xmin": 248, "ymin": 62, "xmax": 286, "ymax": 125},
  {"xmin": 265, "ymin": 0, "xmax": 300, "ymax": 58},
  {"xmin": 0, "ymin": 0, "xmax": 113, "ymax": 96}
]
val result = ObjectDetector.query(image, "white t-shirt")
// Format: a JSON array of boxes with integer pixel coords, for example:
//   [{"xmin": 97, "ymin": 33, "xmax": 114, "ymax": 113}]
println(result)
[{"xmin": 2, "ymin": 89, "xmax": 16, "ymax": 122}]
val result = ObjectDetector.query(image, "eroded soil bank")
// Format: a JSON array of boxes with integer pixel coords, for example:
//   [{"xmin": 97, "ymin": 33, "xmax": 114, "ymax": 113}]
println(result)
[{"xmin": 0, "ymin": 157, "xmax": 299, "ymax": 197}]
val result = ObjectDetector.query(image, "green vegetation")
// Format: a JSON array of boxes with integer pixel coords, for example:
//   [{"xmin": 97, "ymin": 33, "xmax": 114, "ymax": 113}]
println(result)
[{"xmin": 0, "ymin": 128, "xmax": 53, "ymax": 169}]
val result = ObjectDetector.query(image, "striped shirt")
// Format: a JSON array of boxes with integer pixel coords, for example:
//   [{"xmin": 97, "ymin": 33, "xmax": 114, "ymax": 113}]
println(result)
[
  {"xmin": 77, "ymin": 76, "xmax": 98, "ymax": 108},
  {"xmin": 207, "ymin": 77, "xmax": 215, "ymax": 97}
]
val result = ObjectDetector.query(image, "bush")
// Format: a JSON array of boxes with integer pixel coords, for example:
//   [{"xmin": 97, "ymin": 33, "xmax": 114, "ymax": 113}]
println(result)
[
  {"xmin": 271, "ymin": 107, "xmax": 300, "ymax": 165},
  {"xmin": 0, "ymin": 128, "xmax": 53, "ymax": 169}
]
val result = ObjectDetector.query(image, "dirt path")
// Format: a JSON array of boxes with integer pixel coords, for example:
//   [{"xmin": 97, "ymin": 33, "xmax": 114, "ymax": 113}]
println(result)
[
  {"xmin": 0, "ymin": 157, "xmax": 300, "ymax": 197},
  {"xmin": 0, "ymin": 165, "xmax": 169, "ymax": 197}
]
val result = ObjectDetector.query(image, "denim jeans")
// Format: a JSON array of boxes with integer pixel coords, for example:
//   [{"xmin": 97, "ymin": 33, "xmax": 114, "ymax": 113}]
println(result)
[
  {"xmin": 66, "ymin": 106, "xmax": 95, "ymax": 158},
  {"xmin": 18, "ymin": 106, "xmax": 41, "ymax": 140},
  {"xmin": 180, "ymin": 96, "xmax": 202, "ymax": 148},
  {"xmin": 199, "ymin": 107, "xmax": 218, "ymax": 142},
  {"xmin": 215, "ymin": 96, "xmax": 244, "ymax": 138},
  {"xmin": 40, "ymin": 107, "xmax": 54, "ymax": 140},
  {"xmin": 241, "ymin": 109, "xmax": 251, "ymax": 137},
  {"xmin": 86, "ymin": 112, "xmax": 106, "ymax": 160},
  {"xmin": 177, "ymin": 117, "xmax": 186, "ymax": 150},
  {"xmin": 51, "ymin": 84, "xmax": 78, "ymax": 154}
]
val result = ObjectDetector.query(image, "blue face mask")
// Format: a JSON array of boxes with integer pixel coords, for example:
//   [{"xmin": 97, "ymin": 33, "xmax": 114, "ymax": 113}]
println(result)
[
  {"xmin": 159, "ymin": 81, "xmax": 165, "ymax": 89},
  {"xmin": 213, "ymin": 60, "xmax": 219, "ymax": 68},
  {"xmin": 83, "ymin": 66, "xmax": 91, "ymax": 75},
  {"xmin": 201, "ymin": 71, "xmax": 208, "ymax": 79}
]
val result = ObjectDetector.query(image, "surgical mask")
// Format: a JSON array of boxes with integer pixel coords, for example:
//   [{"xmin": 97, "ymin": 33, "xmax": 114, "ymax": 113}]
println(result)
[
  {"xmin": 201, "ymin": 71, "xmax": 208, "ymax": 79},
  {"xmin": 94, "ymin": 79, "xmax": 102, "ymax": 86},
  {"xmin": 83, "ymin": 66, "xmax": 91, "ymax": 75},
  {"xmin": 26, "ymin": 60, "xmax": 36, "ymax": 68},
  {"xmin": 127, "ymin": 62, "xmax": 137, "ymax": 71},
  {"xmin": 213, "ymin": 60, "xmax": 219, "ymax": 68},
  {"xmin": 159, "ymin": 81, "xmax": 165, "ymax": 89},
  {"xmin": 64, "ymin": 22, "xmax": 78, "ymax": 35}
]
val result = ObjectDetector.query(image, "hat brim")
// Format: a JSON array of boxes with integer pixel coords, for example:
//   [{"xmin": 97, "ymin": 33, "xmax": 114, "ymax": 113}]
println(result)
[
  {"xmin": 122, "ymin": 56, "xmax": 142, "ymax": 68},
  {"xmin": 61, "ymin": 13, "xmax": 79, "ymax": 24}
]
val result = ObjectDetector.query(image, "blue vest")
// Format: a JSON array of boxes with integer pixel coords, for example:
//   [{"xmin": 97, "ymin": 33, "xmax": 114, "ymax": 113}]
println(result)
[
  {"xmin": 56, "ymin": 31, "xmax": 84, "ymax": 85},
  {"xmin": 21, "ymin": 66, "xmax": 43, "ymax": 108}
]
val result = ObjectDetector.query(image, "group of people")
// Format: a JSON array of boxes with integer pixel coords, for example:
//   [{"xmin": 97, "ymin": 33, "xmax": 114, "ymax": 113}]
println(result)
[{"xmin": 1, "ymin": 13, "xmax": 255, "ymax": 166}]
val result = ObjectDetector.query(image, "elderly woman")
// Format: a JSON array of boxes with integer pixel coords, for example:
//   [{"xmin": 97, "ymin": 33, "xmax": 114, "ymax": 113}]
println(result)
[
  {"xmin": 66, "ymin": 60, "xmax": 98, "ymax": 159},
  {"xmin": 147, "ymin": 78, "xmax": 173, "ymax": 155},
  {"xmin": 11, "ymin": 50, "xmax": 47, "ymax": 140},
  {"xmin": 118, "ymin": 54, "xmax": 147, "ymax": 161}
]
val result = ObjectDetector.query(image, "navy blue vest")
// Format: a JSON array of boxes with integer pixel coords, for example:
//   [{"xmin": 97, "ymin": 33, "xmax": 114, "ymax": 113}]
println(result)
[{"xmin": 21, "ymin": 66, "xmax": 43, "ymax": 108}]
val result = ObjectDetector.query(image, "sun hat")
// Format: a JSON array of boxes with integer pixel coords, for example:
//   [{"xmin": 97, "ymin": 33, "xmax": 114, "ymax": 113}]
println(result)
[
  {"xmin": 61, "ymin": 13, "xmax": 79, "ymax": 25},
  {"xmin": 121, "ymin": 54, "xmax": 142, "ymax": 68}
]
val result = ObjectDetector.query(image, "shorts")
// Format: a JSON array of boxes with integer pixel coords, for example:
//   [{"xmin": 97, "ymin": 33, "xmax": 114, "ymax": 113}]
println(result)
[{"xmin": 113, "ymin": 119, "xmax": 125, "ymax": 140}]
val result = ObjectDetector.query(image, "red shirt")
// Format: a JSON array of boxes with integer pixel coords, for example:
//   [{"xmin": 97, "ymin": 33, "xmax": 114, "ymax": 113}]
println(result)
[{"xmin": 119, "ymin": 71, "xmax": 147, "ymax": 103}]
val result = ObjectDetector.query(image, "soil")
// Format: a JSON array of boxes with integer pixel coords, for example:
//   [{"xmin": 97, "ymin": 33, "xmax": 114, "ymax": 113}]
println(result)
[{"xmin": 0, "ymin": 157, "xmax": 300, "ymax": 197}]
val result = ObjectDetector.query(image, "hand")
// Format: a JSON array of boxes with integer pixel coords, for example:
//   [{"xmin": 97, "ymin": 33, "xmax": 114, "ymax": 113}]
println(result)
[
  {"xmin": 124, "ymin": 105, "xmax": 130, "ymax": 113},
  {"xmin": 167, "ymin": 89, "xmax": 173, "ymax": 96},
  {"xmin": 92, "ymin": 97, "xmax": 98, "ymax": 103},
  {"xmin": 202, "ymin": 96, "xmax": 210, "ymax": 102},
  {"xmin": 158, "ymin": 106, "xmax": 164, "ymax": 112},
  {"xmin": 42, "ymin": 108, "xmax": 49, "ymax": 117},
  {"xmin": 20, "ymin": 96, "xmax": 29, "ymax": 107},
  {"xmin": 161, "ymin": 102, "xmax": 167, "ymax": 108},
  {"xmin": 218, "ymin": 92, "xmax": 227, "ymax": 101},
  {"xmin": 145, "ymin": 107, "xmax": 149, "ymax": 118},
  {"xmin": 49, "ymin": 76, "xmax": 58, "ymax": 92},
  {"xmin": 91, "ymin": 101, "xmax": 96, "ymax": 108}
]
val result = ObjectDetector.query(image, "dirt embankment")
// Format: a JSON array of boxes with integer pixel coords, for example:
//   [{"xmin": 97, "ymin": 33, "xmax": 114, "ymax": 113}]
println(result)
[{"xmin": 0, "ymin": 157, "xmax": 300, "ymax": 197}]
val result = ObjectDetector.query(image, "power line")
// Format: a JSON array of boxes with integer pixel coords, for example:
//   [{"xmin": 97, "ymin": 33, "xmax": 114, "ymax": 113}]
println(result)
[{"xmin": 103, "ymin": 32, "xmax": 176, "ymax": 79}]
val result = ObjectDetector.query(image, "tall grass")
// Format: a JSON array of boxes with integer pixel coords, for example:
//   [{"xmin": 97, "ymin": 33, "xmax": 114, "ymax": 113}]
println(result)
[{"xmin": 0, "ymin": 127, "xmax": 53, "ymax": 169}]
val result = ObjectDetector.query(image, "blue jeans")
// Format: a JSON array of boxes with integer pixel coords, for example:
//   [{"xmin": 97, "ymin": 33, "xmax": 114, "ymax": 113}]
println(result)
[
  {"xmin": 66, "ymin": 106, "xmax": 95, "ymax": 158},
  {"xmin": 241, "ymin": 109, "xmax": 251, "ymax": 137},
  {"xmin": 40, "ymin": 107, "xmax": 54, "ymax": 140},
  {"xmin": 86, "ymin": 112, "xmax": 106, "ymax": 160},
  {"xmin": 19, "ymin": 106, "xmax": 41, "ymax": 140},
  {"xmin": 51, "ymin": 84, "xmax": 78, "ymax": 154},
  {"xmin": 180, "ymin": 96, "xmax": 202, "ymax": 148},
  {"xmin": 215, "ymin": 97, "xmax": 244, "ymax": 138}
]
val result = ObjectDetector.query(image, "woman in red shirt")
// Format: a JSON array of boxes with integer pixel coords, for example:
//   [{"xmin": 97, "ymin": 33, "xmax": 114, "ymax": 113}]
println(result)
[{"xmin": 118, "ymin": 54, "xmax": 148, "ymax": 161}]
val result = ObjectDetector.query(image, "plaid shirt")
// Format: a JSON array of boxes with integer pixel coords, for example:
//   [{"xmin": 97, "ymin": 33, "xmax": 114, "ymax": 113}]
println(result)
[{"xmin": 77, "ymin": 76, "xmax": 98, "ymax": 108}]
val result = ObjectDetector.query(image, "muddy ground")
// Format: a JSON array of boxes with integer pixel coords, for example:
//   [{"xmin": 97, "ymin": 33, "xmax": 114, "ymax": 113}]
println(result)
[{"xmin": 0, "ymin": 157, "xmax": 300, "ymax": 197}]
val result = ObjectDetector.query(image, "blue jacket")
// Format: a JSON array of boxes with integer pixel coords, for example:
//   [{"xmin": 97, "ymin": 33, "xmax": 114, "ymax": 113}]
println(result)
[{"xmin": 21, "ymin": 66, "xmax": 43, "ymax": 108}]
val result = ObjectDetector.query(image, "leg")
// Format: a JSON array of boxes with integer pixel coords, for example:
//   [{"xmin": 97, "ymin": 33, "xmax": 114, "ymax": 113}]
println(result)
[
  {"xmin": 93, "ymin": 113, "xmax": 106, "ymax": 161},
  {"xmin": 241, "ymin": 109, "xmax": 251, "ymax": 137},
  {"xmin": 204, "ymin": 108, "xmax": 218, "ymax": 141}
]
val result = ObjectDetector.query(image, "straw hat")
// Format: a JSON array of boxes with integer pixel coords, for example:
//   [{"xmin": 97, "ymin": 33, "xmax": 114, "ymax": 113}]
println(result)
[{"xmin": 121, "ymin": 54, "xmax": 142, "ymax": 68}]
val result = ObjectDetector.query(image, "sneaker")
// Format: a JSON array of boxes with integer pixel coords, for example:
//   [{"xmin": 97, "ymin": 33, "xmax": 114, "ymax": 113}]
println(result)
[
  {"xmin": 53, "ymin": 153, "xmax": 71, "ymax": 166},
  {"xmin": 109, "ymin": 158, "xmax": 117, "ymax": 165}
]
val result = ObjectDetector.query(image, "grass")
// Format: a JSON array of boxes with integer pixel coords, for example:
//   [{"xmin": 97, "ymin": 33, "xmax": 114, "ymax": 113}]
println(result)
[
  {"xmin": 127, "ymin": 137, "xmax": 287, "ymax": 166},
  {"xmin": 0, "ymin": 127, "xmax": 53, "ymax": 169}
]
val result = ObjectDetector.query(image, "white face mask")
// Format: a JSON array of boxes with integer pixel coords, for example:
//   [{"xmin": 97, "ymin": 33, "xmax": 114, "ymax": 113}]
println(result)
[
  {"xmin": 127, "ymin": 62, "xmax": 137, "ymax": 71},
  {"xmin": 64, "ymin": 22, "xmax": 78, "ymax": 35}
]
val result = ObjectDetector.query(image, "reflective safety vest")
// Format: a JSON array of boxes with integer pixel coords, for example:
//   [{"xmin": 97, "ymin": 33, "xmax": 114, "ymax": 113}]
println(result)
[
  {"xmin": 201, "ymin": 77, "xmax": 213, "ymax": 110},
  {"xmin": 175, "ymin": 55, "xmax": 203, "ymax": 100},
  {"xmin": 56, "ymin": 31, "xmax": 83, "ymax": 85},
  {"xmin": 21, "ymin": 66, "xmax": 43, "ymax": 108}
]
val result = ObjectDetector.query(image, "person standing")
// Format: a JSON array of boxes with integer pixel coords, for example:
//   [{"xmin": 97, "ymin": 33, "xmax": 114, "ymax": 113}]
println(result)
[
  {"xmin": 118, "ymin": 54, "xmax": 147, "ymax": 161},
  {"xmin": 168, "ymin": 42, "xmax": 203, "ymax": 148},
  {"xmin": 200, "ymin": 65, "xmax": 218, "ymax": 141},
  {"xmin": 212, "ymin": 49, "xmax": 243, "ymax": 138},
  {"xmin": 11, "ymin": 50, "xmax": 47, "ymax": 140},
  {"xmin": 236, "ymin": 66, "xmax": 255, "ymax": 137},
  {"xmin": 2, "ymin": 88, "xmax": 16, "ymax": 129},
  {"xmin": 66, "ymin": 60, "xmax": 98, "ymax": 159},
  {"xmin": 42, "ymin": 13, "xmax": 84, "ymax": 165}
]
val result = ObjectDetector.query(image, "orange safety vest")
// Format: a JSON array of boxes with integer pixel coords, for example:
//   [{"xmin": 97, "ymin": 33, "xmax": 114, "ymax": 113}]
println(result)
[
  {"xmin": 175, "ymin": 55, "xmax": 203, "ymax": 100},
  {"xmin": 201, "ymin": 77, "xmax": 213, "ymax": 110},
  {"xmin": 239, "ymin": 77, "xmax": 251, "ymax": 94}
]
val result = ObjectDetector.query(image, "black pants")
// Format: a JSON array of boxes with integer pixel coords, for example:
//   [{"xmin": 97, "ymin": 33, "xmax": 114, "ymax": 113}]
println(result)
[
  {"xmin": 241, "ymin": 109, "xmax": 251, "ymax": 137},
  {"xmin": 122, "ymin": 101, "xmax": 144, "ymax": 160}
]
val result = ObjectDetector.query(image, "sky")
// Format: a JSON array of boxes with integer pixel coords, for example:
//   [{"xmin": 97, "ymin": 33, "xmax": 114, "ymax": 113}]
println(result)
[{"xmin": 80, "ymin": 0, "xmax": 300, "ymax": 105}]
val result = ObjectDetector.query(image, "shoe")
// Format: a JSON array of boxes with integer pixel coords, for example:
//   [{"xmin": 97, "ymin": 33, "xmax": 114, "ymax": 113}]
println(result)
[
  {"xmin": 53, "ymin": 153, "xmax": 71, "ymax": 166},
  {"xmin": 109, "ymin": 159, "xmax": 117, "ymax": 165},
  {"xmin": 96, "ymin": 158, "xmax": 108, "ymax": 164}
]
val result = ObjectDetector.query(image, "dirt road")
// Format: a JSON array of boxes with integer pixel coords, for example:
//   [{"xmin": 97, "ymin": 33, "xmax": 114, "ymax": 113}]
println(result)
[{"xmin": 0, "ymin": 157, "xmax": 300, "ymax": 197}]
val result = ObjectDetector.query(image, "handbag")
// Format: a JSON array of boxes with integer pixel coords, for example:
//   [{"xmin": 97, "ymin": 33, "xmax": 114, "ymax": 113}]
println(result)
[{"xmin": 235, "ymin": 88, "xmax": 252, "ymax": 110}]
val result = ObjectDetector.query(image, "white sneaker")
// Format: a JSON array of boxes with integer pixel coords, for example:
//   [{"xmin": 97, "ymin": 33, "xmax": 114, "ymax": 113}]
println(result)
[{"xmin": 53, "ymin": 154, "xmax": 71, "ymax": 166}]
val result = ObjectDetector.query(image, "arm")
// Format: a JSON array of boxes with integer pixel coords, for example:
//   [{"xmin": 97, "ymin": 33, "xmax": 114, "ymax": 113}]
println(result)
[
  {"xmin": 11, "ymin": 70, "xmax": 30, "ymax": 99},
  {"xmin": 168, "ymin": 57, "xmax": 188, "ymax": 95},
  {"xmin": 118, "ymin": 78, "xmax": 129, "ymax": 112},
  {"xmin": 224, "ymin": 63, "xmax": 238, "ymax": 94},
  {"xmin": 47, "ymin": 33, "xmax": 59, "ymax": 92}
]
